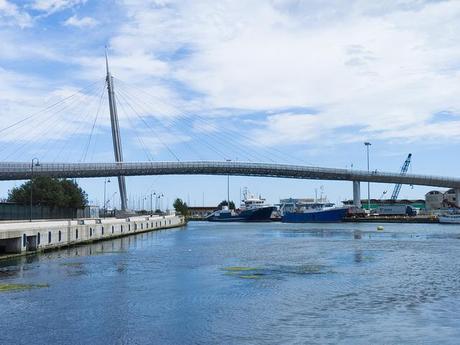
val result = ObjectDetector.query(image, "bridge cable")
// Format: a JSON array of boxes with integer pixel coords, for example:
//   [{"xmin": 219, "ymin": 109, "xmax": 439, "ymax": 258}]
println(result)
[
  {"xmin": 51, "ymin": 88, "xmax": 107, "ymax": 163},
  {"xmin": 115, "ymin": 81, "xmax": 264, "ymax": 162},
  {"xmin": 115, "ymin": 78, "xmax": 312, "ymax": 165},
  {"xmin": 80, "ymin": 81, "xmax": 108, "ymax": 163},
  {"xmin": 30, "ymin": 81, "xmax": 105, "ymax": 162},
  {"xmin": 0, "ymin": 80, "xmax": 102, "ymax": 135},
  {"xmin": 116, "ymin": 86, "xmax": 232, "ymax": 161},
  {"xmin": 115, "ymin": 87, "xmax": 225, "ymax": 161},
  {"xmin": 87, "ymin": 94, "xmax": 108, "ymax": 163},
  {"xmin": 113, "ymin": 89, "xmax": 181, "ymax": 162},
  {"xmin": 0, "ymin": 81, "xmax": 104, "ymax": 161},
  {"xmin": 115, "ymin": 89, "xmax": 180, "ymax": 161},
  {"xmin": 114, "ymin": 92, "xmax": 155, "ymax": 162},
  {"xmin": 115, "ymin": 84, "xmax": 259, "ymax": 162},
  {"xmin": 0, "ymin": 82, "xmax": 101, "ymax": 158}
]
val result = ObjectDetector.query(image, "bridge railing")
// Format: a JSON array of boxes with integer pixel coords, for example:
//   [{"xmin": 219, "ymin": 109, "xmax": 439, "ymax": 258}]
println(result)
[{"xmin": 0, "ymin": 161, "xmax": 459, "ymax": 188}]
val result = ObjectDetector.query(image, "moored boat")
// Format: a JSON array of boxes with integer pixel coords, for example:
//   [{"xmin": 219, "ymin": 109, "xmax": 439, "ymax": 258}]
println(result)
[
  {"xmin": 207, "ymin": 189, "xmax": 275, "ymax": 222},
  {"xmin": 438, "ymin": 213, "xmax": 460, "ymax": 224},
  {"xmin": 281, "ymin": 201, "xmax": 349, "ymax": 223}
]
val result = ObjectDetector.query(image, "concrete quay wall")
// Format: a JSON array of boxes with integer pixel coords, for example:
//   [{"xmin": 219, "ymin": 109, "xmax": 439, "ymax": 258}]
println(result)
[{"xmin": 0, "ymin": 214, "xmax": 185, "ymax": 258}]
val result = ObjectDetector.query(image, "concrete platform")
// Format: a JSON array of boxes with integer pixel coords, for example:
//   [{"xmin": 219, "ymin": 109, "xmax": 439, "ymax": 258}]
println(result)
[
  {"xmin": 0, "ymin": 214, "xmax": 185, "ymax": 259},
  {"xmin": 344, "ymin": 215, "xmax": 439, "ymax": 223}
]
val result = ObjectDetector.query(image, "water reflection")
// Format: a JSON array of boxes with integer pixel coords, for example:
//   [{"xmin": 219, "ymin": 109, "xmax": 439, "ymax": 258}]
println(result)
[
  {"xmin": 1, "ymin": 223, "xmax": 460, "ymax": 344},
  {"xmin": 354, "ymin": 249, "xmax": 363, "ymax": 263}
]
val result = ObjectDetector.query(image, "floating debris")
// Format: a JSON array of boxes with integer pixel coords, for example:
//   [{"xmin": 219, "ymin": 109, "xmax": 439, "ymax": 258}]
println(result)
[{"xmin": 0, "ymin": 283, "xmax": 49, "ymax": 293}]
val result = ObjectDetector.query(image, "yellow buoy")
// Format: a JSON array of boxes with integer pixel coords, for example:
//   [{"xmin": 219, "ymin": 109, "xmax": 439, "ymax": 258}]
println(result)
[{"xmin": 377, "ymin": 225, "xmax": 384, "ymax": 231}]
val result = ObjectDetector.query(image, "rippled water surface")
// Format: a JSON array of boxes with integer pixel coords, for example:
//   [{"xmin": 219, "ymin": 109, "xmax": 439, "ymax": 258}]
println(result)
[{"xmin": 1, "ymin": 222, "xmax": 460, "ymax": 344}]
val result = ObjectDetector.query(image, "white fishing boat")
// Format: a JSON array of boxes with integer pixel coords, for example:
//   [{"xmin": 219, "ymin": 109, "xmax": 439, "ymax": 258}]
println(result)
[
  {"xmin": 439, "ymin": 213, "xmax": 460, "ymax": 224},
  {"xmin": 206, "ymin": 189, "xmax": 275, "ymax": 222}
]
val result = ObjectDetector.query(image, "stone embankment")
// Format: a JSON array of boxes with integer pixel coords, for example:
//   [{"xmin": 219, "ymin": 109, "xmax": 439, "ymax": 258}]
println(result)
[{"xmin": 0, "ymin": 214, "xmax": 186, "ymax": 259}]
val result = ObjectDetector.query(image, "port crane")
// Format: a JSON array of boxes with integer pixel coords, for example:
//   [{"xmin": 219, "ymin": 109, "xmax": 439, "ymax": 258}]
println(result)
[{"xmin": 390, "ymin": 153, "xmax": 412, "ymax": 200}]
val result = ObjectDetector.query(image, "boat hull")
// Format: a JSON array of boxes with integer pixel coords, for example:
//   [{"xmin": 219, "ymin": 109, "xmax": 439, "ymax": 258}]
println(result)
[
  {"xmin": 439, "ymin": 215, "xmax": 460, "ymax": 224},
  {"xmin": 207, "ymin": 206, "xmax": 276, "ymax": 222},
  {"xmin": 282, "ymin": 207, "xmax": 349, "ymax": 223}
]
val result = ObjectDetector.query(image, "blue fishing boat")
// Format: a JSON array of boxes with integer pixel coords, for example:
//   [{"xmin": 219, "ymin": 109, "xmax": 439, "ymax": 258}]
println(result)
[{"xmin": 281, "ymin": 201, "xmax": 349, "ymax": 223}]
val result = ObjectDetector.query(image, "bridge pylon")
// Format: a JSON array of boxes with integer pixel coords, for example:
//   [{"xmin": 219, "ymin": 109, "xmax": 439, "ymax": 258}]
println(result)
[
  {"xmin": 353, "ymin": 181, "xmax": 361, "ymax": 208},
  {"xmin": 105, "ymin": 49, "xmax": 128, "ymax": 211}
]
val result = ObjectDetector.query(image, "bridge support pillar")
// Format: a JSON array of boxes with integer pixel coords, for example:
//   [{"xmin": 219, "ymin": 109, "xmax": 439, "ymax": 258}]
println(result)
[
  {"xmin": 456, "ymin": 189, "xmax": 460, "ymax": 208},
  {"xmin": 353, "ymin": 181, "xmax": 361, "ymax": 208}
]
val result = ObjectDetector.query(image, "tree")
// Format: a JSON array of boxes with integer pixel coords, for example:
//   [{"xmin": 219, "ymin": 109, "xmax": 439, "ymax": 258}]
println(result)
[
  {"xmin": 173, "ymin": 198, "xmax": 189, "ymax": 216},
  {"xmin": 218, "ymin": 200, "xmax": 235, "ymax": 210},
  {"xmin": 8, "ymin": 177, "xmax": 88, "ymax": 209}
]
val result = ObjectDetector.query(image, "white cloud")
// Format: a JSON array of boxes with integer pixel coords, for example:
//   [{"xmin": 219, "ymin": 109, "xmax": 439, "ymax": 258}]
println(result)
[
  {"xmin": 2, "ymin": 0, "xmax": 460, "ymax": 162},
  {"xmin": 0, "ymin": 0, "xmax": 32, "ymax": 27},
  {"xmin": 107, "ymin": 0, "xmax": 460, "ymax": 146},
  {"xmin": 136, "ymin": 130, "xmax": 191, "ymax": 156},
  {"xmin": 0, "ymin": 76, "xmax": 107, "ymax": 147},
  {"xmin": 0, "ymin": 30, "xmax": 62, "ymax": 60},
  {"xmin": 63, "ymin": 15, "xmax": 98, "ymax": 28},
  {"xmin": 32, "ymin": 0, "xmax": 86, "ymax": 14}
]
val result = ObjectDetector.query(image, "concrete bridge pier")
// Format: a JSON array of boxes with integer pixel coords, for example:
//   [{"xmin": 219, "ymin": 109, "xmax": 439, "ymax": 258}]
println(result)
[
  {"xmin": 456, "ymin": 189, "xmax": 460, "ymax": 208},
  {"xmin": 353, "ymin": 181, "xmax": 361, "ymax": 208}
]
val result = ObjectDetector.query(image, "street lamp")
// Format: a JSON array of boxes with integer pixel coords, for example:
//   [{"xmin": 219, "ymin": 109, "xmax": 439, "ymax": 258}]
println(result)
[
  {"xmin": 142, "ymin": 196, "xmax": 147, "ymax": 212},
  {"xmin": 364, "ymin": 142, "xmax": 372, "ymax": 212},
  {"xmin": 157, "ymin": 193, "xmax": 164, "ymax": 212},
  {"xmin": 103, "ymin": 177, "xmax": 111, "ymax": 218},
  {"xmin": 30, "ymin": 158, "xmax": 40, "ymax": 222},
  {"xmin": 107, "ymin": 192, "xmax": 117, "ymax": 212},
  {"xmin": 150, "ymin": 191, "xmax": 156, "ymax": 214}
]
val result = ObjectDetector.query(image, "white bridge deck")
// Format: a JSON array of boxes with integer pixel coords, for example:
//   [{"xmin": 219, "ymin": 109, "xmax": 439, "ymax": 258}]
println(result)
[{"xmin": 1, "ymin": 161, "xmax": 460, "ymax": 189}]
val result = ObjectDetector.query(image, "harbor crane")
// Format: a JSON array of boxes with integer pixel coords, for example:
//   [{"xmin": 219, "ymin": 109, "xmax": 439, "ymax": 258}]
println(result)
[{"xmin": 390, "ymin": 153, "xmax": 412, "ymax": 200}]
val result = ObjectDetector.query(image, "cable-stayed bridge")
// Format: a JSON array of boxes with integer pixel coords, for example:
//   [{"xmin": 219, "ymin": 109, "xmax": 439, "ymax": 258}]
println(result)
[
  {"xmin": 1, "ymin": 53, "xmax": 459, "ymax": 209},
  {"xmin": 1, "ymin": 161, "xmax": 460, "ymax": 208}
]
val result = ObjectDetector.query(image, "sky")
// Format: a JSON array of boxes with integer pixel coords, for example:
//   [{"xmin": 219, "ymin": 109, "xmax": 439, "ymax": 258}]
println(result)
[{"xmin": 1, "ymin": 0, "xmax": 460, "ymax": 209}]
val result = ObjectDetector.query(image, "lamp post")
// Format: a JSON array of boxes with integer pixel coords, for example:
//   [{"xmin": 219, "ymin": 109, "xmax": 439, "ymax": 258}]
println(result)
[
  {"xmin": 103, "ymin": 177, "xmax": 111, "ymax": 218},
  {"xmin": 107, "ymin": 192, "xmax": 117, "ymax": 212},
  {"xmin": 142, "ymin": 196, "xmax": 147, "ymax": 212},
  {"xmin": 150, "ymin": 191, "xmax": 156, "ymax": 214},
  {"xmin": 30, "ymin": 158, "xmax": 40, "ymax": 222},
  {"xmin": 364, "ymin": 142, "xmax": 372, "ymax": 212},
  {"xmin": 157, "ymin": 193, "xmax": 164, "ymax": 212}
]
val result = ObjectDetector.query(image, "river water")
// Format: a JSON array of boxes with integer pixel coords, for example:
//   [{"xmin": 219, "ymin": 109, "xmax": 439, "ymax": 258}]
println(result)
[{"xmin": 1, "ymin": 221, "xmax": 460, "ymax": 345}]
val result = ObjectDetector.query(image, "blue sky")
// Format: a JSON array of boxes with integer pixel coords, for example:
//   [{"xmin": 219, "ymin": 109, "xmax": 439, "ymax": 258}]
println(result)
[{"xmin": 1, "ymin": 0, "xmax": 460, "ymax": 209}]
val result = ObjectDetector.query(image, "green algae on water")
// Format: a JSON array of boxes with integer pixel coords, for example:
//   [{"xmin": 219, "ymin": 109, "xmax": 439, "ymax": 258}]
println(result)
[
  {"xmin": 223, "ymin": 263, "xmax": 333, "ymax": 280},
  {"xmin": 60, "ymin": 262, "xmax": 84, "ymax": 267},
  {"xmin": 223, "ymin": 266, "xmax": 257, "ymax": 272},
  {"xmin": 222, "ymin": 266, "xmax": 266, "ymax": 280},
  {"xmin": 0, "ymin": 283, "xmax": 49, "ymax": 293},
  {"xmin": 239, "ymin": 275, "xmax": 261, "ymax": 279}
]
